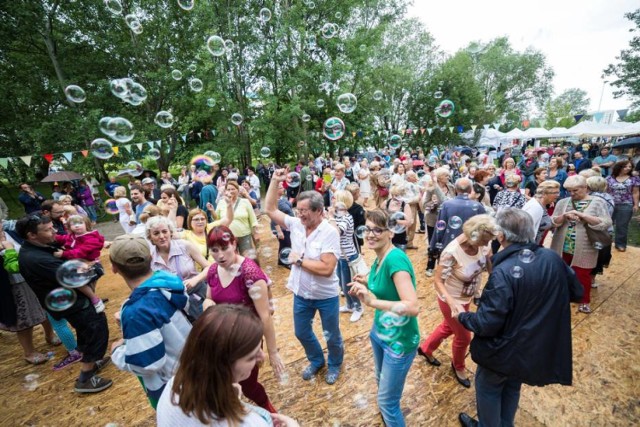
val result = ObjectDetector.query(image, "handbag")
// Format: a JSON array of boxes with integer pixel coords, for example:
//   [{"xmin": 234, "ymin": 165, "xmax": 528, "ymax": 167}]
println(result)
[
  {"xmin": 571, "ymin": 200, "xmax": 612, "ymax": 248},
  {"xmin": 348, "ymin": 255, "xmax": 370, "ymax": 276}
]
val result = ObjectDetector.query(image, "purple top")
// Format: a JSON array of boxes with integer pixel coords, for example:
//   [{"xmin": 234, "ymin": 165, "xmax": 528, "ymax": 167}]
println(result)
[
  {"xmin": 207, "ymin": 257, "xmax": 269, "ymax": 314},
  {"xmin": 606, "ymin": 175, "xmax": 639, "ymax": 205}
]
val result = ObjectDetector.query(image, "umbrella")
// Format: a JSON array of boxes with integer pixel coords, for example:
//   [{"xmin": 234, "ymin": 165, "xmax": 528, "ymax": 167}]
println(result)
[
  {"xmin": 41, "ymin": 171, "xmax": 84, "ymax": 183},
  {"xmin": 612, "ymin": 136, "xmax": 640, "ymax": 149}
]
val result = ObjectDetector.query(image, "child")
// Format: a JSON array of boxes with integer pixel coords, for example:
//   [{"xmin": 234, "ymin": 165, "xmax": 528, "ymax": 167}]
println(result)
[{"xmin": 53, "ymin": 215, "xmax": 106, "ymax": 313}]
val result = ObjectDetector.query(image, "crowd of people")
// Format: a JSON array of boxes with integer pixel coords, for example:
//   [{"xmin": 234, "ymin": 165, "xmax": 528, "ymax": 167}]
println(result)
[{"xmin": 0, "ymin": 138, "xmax": 639, "ymax": 426}]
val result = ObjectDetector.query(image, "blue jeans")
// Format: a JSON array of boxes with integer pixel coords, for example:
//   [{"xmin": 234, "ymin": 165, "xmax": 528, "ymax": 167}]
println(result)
[
  {"xmin": 84, "ymin": 205, "xmax": 97, "ymax": 222},
  {"xmin": 337, "ymin": 255, "xmax": 361, "ymax": 310},
  {"xmin": 612, "ymin": 204, "xmax": 633, "ymax": 249},
  {"xmin": 293, "ymin": 294, "xmax": 343, "ymax": 370},
  {"xmin": 370, "ymin": 331, "xmax": 416, "ymax": 427},
  {"xmin": 475, "ymin": 365, "xmax": 522, "ymax": 427}
]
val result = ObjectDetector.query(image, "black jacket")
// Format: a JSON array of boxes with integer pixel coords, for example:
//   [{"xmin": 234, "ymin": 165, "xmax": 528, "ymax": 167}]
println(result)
[
  {"xmin": 458, "ymin": 242, "xmax": 583, "ymax": 386},
  {"xmin": 18, "ymin": 241, "xmax": 90, "ymax": 320}
]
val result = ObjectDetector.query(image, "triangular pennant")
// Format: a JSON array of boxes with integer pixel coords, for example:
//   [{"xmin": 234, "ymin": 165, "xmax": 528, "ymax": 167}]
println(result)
[
  {"xmin": 124, "ymin": 145, "xmax": 132, "ymax": 152},
  {"xmin": 556, "ymin": 118, "xmax": 563, "ymax": 124},
  {"xmin": 136, "ymin": 143, "xmax": 143, "ymax": 151},
  {"xmin": 211, "ymin": 129, "xmax": 216, "ymax": 136},
  {"xmin": 62, "ymin": 152, "xmax": 73, "ymax": 162},
  {"xmin": 574, "ymin": 114, "xmax": 584, "ymax": 123},
  {"xmin": 616, "ymin": 109, "xmax": 628, "ymax": 120},
  {"xmin": 20, "ymin": 156, "xmax": 32, "ymax": 166},
  {"xmin": 493, "ymin": 123, "xmax": 500, "ymax": 130},
  {"xmin": 43, "ymin": 154, "xmax": 54, "ymax": 164},
  {"xmin": 420, "ymin": 128, "xmax": 425, "ymax": 135},
  {"xmin": 457, "ymin": 126, "xmax": 464, "ymax": 133},
  {"xmin": 197, "ymin": 132, "xmax": 202, "ymax": 138},
  {"xmin": 0, "ymin": 158, "xmax": 8, "ymax": 169},
  {"xmin": 155, "ymin": 140, "xmax": 161, "ymax": 147},
  {"xmin": 522, "ymin": 120, "xmax": 530, "ymax": 128},
  {"xmin": 147, "ymin": 141, "xmax": 154, "ymax": 149},
  {"xmin": 81, "ymin": 150, "xmax": 89, "ymax": 157},
  {"xmin": 113, "ymin": 146, "xmax": 119, "ymax": 155},
  {"xmin": 449, "ymin": 126, "xmax": 454, "ymax": 133},
  {"xmin": 593, "ymin": 112, "xmax": 604, "ymax": 123},
  {"xmin": 427, "ymin": 128, "xmax": 433, "ymax": 135},
  {"xmin": 483, "ymin": 124, "xmax": 490, "ymax": 130},
  {"xmin": 181, "ymin": 135, "xmax": 187, "ymax": 142},
  {"xmin": 471, "ymin": 125, "xmax": 478, "ymax": 131}
]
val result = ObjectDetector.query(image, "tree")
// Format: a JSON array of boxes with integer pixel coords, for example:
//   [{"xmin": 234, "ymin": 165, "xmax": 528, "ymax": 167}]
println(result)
[
  {"xmin": 543, "ymin": 88, "xmax": 590, "ymax": 128},
  {"xmin": 604, "ymin": 8, "xmax": 640, "ymax": 107}
]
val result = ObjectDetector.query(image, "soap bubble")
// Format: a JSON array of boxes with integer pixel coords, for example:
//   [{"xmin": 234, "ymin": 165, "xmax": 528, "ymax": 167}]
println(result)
[
  {"xmin": 260, "ymin": 147, "xmax": 271, "ymax": 158},
  {"xmin": 308, "ymin": 34, "xmax": 317, "ymax": 48},
  {"xmin": 359, "ymin": 44, "xmax": 366, "ymax": 51},
  {"xmin": 448, "ymin": 216, "xmax": 462, "ymax": 229},
  {"xmin": 155, "ymin": 111, "xmax": 174, "ymax": 128},
  {"xmin": 177, "ymin": 0, "xmax": 194, "ymax": 10},
  {"xmin": 125, "ymin": 161, "xmax": 144, "ymax": 177},
  {"xmin": 225, "ymin": 39, "xmax": 234, "ymax": 51},
  {"xmin": 302, "ymin": 113, "xmax": 311, "ymax": 122},
  {"xmin": 518, "ymin": 249, "xmax": 535, "ymax": 264},
  {"xmin": 388, "ymin": 211, "xmax": 406, "ymax": 234},
  {"xmin": 171, "ymin": 69, "xmax": 183, "ymax": 80},
  {"xmin": 435, "ymin": 99, "xmax": 455, "ymax": 118},
  {"xmin": 64, "ymin": 85, "xmax": 86, "ymax": 103},
  {"xmin": 321, "ymin": 22, "xmax": 338, "ymax": 39},
  {"xmin": 279, "ymin": 248, "xmax": 293, "ymax": 265},
  {"xmin": 125, "ymin": 14, "xmax": 142, "ymax": 32},
  {"xmin": 389, "ymin": 341, "xmax": 406, "ymax": 356},
  {"xmin": 435, "ymin": 220, "xmax": 447, "ymax": 231},
  {"xmin": 229, "ymin": 264, "xmax": 242, "ymax": 277},
  {"xmin": 316, "ymin": 99, "xmax": 325, "ymax": 108},
  {"xmin": 104, "ymin": 199, "xmax": 119, "ymax": 215},
  {"xmin": 207, "ymin": 36, "xmax": 226, "ymax": 56},
  {"xmin": 231, "ymin": 113, "xmax": 243, "ymax": 125},
  {"xmin": 45, "ymin": 288, "xmax": 77, "ymax": 311},
  {"xmin": 203, "ymin": 151, "xmax": 221, "ymax": 164},
  {"xmin": 462, "ymin": 108, "xmax": 468, "ymax": 115},
  {"xmin": 335, "ymin": 11, "xmax": 342, "ymax": 19},
  {"xmin": 353, "ymin": 393, "xmax": 368, "ymax": 409},
  {"xmin": 323, "ymin": 117, "xmax": 345, "ymax": 141},
  {"xmin": 104, "ymin": 0, "xmax": 123, "ymax": 15},
  {"xmin": 510, "ymin": 265, "xmax": 524, "ymax": 278},
  {"xmin": 380, "ymin": 311, "xmax": 409, "ymax": 327},
  {"xmin": 98, "ymin": 117, "xmax": 114, "ymax": 136},
  {"xmin": 248, "ymin": 285, "xmax": 262, "ymax": 300},
  {"xmin": 107, "ymin": 117, "xmax": 134, "ymax": 142},
  {"xmin": 388, "ymin": 135, "xmax": 402, "ymax": 149},
  {"xmin": 23, "ymin": 373, "xmax": 40, "ymax": 391},
  {"xmin": 91, "ymin": 138, "xmax": 114, "ymax": 160},
  {"xmin": 189, "ymin": 78, "xmax": 203, "ymax": 92},
  {"xmin": 373, "ymin": 90, "xmax": 383, "ymax": 101},
  {"xmin": 355, "ymin": 225, "xmax": 367, "ymax": 239},
  {"xmin": 206, "ymin": 98, "xmax": 216, "ymax": 107},
  {"xmin": 279, "ymin": 372, "xmax": 290, "ymax": 386},
  {"xmin": 593, "ymin": 242, "xmax": 604, "ymax": 250},
  {"xmin": 148, "ymin": 148, "xmax": 161, "ymax": 160},
  {"xmin": 433, "ymin": 91, "xmax": 443, "ymax": 99},
  {"xmin": 336, "ymin": 93, "xmax": 357, "ymax": 113},
  {"xmin": 57, "ymin": 260, "xmax": 96, "ymax": 288},
  {"xmin": 259, "ymin": 7, "xmax": 272, "ymax": 22},
  {"xmin": 190, "ymin": 155, "xmax": 215, "ymax": 175},
  {"xmin": 287, "ymin": 172, "xmax": 301, "ymax": 188},
  {"xmin": 221, "ymin": 232, "xmax": 232, "ymax": 242}
]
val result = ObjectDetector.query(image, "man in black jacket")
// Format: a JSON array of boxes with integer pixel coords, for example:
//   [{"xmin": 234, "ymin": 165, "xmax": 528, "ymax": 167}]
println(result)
[
  {"xmin": 455, "ymin": 208, "xmax": 583, "ymax": 427},
  {"xmin": 17, "ymin": 215, "xmax": 112, "ymax": 394}
]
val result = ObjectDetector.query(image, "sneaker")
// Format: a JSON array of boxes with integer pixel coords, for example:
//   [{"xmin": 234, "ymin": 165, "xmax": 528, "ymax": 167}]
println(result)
[
  {"xmin": 325, "ymin": 367, "xmax": 341, "ymax": 385},
  {"xmin": 53, "ymin": 350, "xmax": 83, "ymax": 371},
  {"xmin": 301, "ymin": 364, "xmax": 324, "ymax": 381},
  {"xmin": 74, "ymin": 374, "xmax": 113, "ymax": 393},
  {"xmin": 350, "ymin": 308, "xmax": 363, "ymax": 322},
  {"xmin": 94, "ymin": 356, "xmax": 111, "ymax": 373},
  {"xmin": 591, "ymin": 282, "xmax": 599, "ymax": 289},
  {"xmin": 339, "ymin": 305, "xmax": 354, "ymax": 313},
  {"xmin": 426, "ymin": 269, "xmax": 434, "ymax": 277},
  {"xmin": 93, "ymin": 299, "xmax": 105, "ymax": 313},
  {"xmin": 578, "ymin": 304, "xmax": 592, "ymax": 314}
]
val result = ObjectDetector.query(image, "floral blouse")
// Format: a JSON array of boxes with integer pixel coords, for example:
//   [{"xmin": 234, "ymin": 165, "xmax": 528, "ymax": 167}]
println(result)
[{"xmin": 606, "ymin": 176, "xmax": 639, "ymax": 206}]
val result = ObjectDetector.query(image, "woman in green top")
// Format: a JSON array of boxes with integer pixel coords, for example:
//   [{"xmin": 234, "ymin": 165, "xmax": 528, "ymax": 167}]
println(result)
[{"xmin": 349, "ymin": 209, "xmax": 419, "ymax": 427}]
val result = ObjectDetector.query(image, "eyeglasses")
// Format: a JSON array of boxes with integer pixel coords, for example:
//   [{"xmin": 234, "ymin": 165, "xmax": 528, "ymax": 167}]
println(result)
[
  {"xmin": 191, "ymin": 217, "xmax": 207, "ymax": 222},
  {"xmin": 363, "ymin": 226, "xmax": 387, "ymax": 236},
  {"xmin": 297, "ymin": 208, "xmax": 316, "ymax": 214}
]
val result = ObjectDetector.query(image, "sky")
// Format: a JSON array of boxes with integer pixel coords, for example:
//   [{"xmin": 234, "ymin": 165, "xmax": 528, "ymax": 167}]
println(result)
[{"xmin": 408, "ymin": 0, "xmax": 637, "ymax": 114}]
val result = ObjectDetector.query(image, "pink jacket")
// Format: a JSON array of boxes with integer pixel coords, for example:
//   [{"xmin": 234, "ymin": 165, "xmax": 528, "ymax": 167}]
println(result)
[{"xmin": 55, "ymin": 230, "xmax": 105, "ymax": 262}]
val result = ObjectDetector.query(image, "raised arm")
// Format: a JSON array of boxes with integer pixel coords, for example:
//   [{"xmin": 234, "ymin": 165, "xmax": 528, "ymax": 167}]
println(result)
[{"xmin": 264, "ymin": 167, "xmax": 289, "ymax": 230}]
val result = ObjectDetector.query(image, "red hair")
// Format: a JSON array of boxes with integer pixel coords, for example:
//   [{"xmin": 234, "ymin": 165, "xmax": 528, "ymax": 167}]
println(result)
[{"xmin": 206, "ymin": 225, "xmax": 237, "ymax": 250}]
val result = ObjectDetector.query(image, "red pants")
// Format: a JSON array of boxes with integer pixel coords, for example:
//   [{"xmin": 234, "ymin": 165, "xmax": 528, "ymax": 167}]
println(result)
[
  {"xmin": 562, "ymin": 252, "xmax": 592, "ymax": 304},
  {"xmin": 239, "ymin": 364, "xmax": 277, "ymax": 413},
  {"xmin": 419, "ymin": 298, "xmax": 471, "ymax": 371}
]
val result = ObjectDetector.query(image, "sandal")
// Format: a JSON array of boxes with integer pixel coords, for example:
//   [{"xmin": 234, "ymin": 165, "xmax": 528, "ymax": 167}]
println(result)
[
  {"xmin": 25, "ymin": 353, "xmax": 49, "ymax": 365},
  {"xmin": 46, "ymin": 336, "xmax": 62, "ymax": 346}
]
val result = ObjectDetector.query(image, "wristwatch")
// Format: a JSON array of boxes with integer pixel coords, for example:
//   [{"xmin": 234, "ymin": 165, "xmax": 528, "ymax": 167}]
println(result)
[{"xmin": 295, "ymin": 256, "xmax": 304, "ymax": 268}]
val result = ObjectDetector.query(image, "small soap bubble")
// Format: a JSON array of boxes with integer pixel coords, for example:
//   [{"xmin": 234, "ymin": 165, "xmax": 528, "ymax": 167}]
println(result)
[
  {"xmin": 389, "ymin": 341, "xmax": 406, "ymax": 356},
  {"xmin": 321, "ymin": 22, "xmax": 338, "ymax": 39},
  {"xmin": 107, "ymin": 117, "xmax": 134, "ymax": 142},
  {"xmin": 207, "ymin": 35, "xmax": 226, "ymax": 56},
  {"xmin": 45, "ymin": 288, "xmax": 77, "ymax": 311},
  {"xmin": 302, "ymin": 113, "xmax": 311, "ymax": 122},
  {"xmin": 435, "ymin": 99, "xmax": 455, "ymax": 118},
  {"xmin": 91, "ymin": 139, "xmax": 114, "ymax": 160},
  {"xmin": 189, "ymin": 78, "xmax": 203, "ymax": 92},
  {"xmin": 260, "ymin": 146, "xmax": 271, "ymax": 158},
  {"xmin": 104, "ymin": 0, "xmax": 123, "ymax": 15},
  {"xmin": 336, "ymin": 93, "xmax": 357, "ymax": 114},
  {"xmin": 279, "ymin": 248, "xmax": 293, "ymax": 265},
  {"xmin": 316, "ymin": 99, "xmax": 325, "ymax": 108},
  {"xmin": 433, "ymin": 91, "xmax": 443, "ymax": 99},
  {"xmin": 259, "ymin": 7, "xmax": 272, "ymax": 22},
  {"xmin": 510, "ymin": 265, "xmax": 523, "ymax": 278},
  {"xmin": 171, "ymin": 69, "xmax": 183, "ymax": 80},
  {"xmin": 388, "ymin": 211, "xmax": 406, "ymax": 234},
  {"xmin": 155, "ymin": 111, "xmax": 174, "ymax": 128},
  {"xmin": 104, "ymin": 199, "xmax": 119, "ymax": 215},
  {"xmin": 248, "ymin": 286, "xmax": 262, "ymax": 300},
  {"xmin": 593, "ymin": 242, "xmax": 604, "ymax": 250},
  {"xmin": 64, "ymin": 85, "xmax": 86, "ymax": 103},
  {"xmin": 287, "ymin": 172, "xmax": 301, "ymax": 188},
  {"xmin": 518, "ymin": 249, "xmax": 535, "ymax": 263},
  {"xmin": 206, "ymin": 98, "xmax": 216, "ymax": 107},
  {"xmin": 353, "ymin": 393, "xmax": 368, "ymax": 409},
  {"xmin": 388, "ymin": 135, "xmax": 402, "ymax": 149},
  {"xmin": 278, "ymin": 371, "xmax": 290, "ymax": 386},
  {"xmin": 148, "ymin": 148, "xmax": 161, "ymax": 160},
  {"xmin": 435, "ymin": 220, "xmax": 447, "ymax": 231},
  {"xmin": 231, "ymin": 113, "xmax": 243, "ymax": 125},
  {"xmin": 221, "ymin": 232, "xmax": 232, "ymax": 242},
  {"xmin": 177, "ymin": 0, "xmax": 194, "ymax": 11},
  {"xmin": 322, "ymin": 330, "xmax": 331, "ymax": 341},
  {"xmin": 448, "ymin": 216, "xmax": 462, "ymax": 229},
  {"xmin": 355, "ymin": 225, "xmax": 367, "ymax": 239},
  {"xmin": 373, "ymin": 90, "xmax": 383, "ymax": 101}
]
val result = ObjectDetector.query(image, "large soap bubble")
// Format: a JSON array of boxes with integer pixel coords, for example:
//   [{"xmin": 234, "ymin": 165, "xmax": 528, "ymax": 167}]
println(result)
[
  {"xmin": 56, "ymin": 260, "xmax": 97, "ymax": 289},
  {"xmin": 91, "ymin": 138, "xmax": 114, "ymax": 160},
  {"xmin": 207, "ymin": 36, "xmax": 226, "ymax": 56},
  {"xmin": 154, "ymin": 111, "xmax": 174, "ymax": 128},
  {"xmin": 435, "ymin": 99, "xmax": 455, "ymax": 118},
  {"xmin": 323, "ymin": 117, "xmax": 345, "ymax": 141},
  {"xmin": 64, "ymin": 85, "xmax": 86, "ymax": 103},
  {"xmin": 336, "ymin": 93, "xmax": 357, "ymax": 114}
]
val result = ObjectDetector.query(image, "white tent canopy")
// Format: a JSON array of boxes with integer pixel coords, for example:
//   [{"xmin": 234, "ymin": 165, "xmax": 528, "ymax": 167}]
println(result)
[
  {"xmin": 547, "ymin": 127, "xmax": 573, "ymax": 138},
  {"xmin": 504, "ymin": 128, "xmax": 526, "ymax": 139},
  {"xmin": 566, "ymin": 121, "xmax": 640, "ymax": 137}
]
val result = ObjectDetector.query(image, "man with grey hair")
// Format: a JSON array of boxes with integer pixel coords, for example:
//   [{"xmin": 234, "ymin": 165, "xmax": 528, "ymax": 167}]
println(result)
[
  {"xmin": 455, "ymin": 208, "xmax": 583, "ymax": 427},
  {"xmin": 427, "ymin": 177, "xmax": 485, "ymax": 276},
  {"xmin": 265, "ymin": 167, "xmax": 344, "ymax": 385}
]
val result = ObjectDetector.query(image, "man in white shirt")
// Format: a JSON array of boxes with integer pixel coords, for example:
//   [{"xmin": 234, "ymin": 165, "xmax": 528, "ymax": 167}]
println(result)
[
  {"xmin": 265, "ymin": 167, "xmax": 344, "ymax": 385},
  {"xmin": 246, "ymin": 166, "xmax": 261, "ymax": 200}
]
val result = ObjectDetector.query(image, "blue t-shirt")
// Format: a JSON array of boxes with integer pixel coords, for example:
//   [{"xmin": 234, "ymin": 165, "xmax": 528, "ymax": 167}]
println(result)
[
  {"xmin": 593, "ymin": 155, "xmax": 618, "ymax": 176},
  {"xmin": 135, "ymin": 201, "xmax": 151, "ymax": 223}
]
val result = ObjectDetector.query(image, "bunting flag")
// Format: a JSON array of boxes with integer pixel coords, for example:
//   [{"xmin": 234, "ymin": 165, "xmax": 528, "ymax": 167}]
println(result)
[
  {"xmin": 556, "ymin": 118, "xmax": 563, "ymax": 124},
  {"xmin": 211, "ymin": 129, "xmax": 216, "ymax": 136},
  {"xmin": 427, "ymin": 128, "xmax": 433, "ymax": 136},
  {"xmin": 616, "ymin": 109, "xmax": 628, "ymax": 120},
  {"xmin": 483, "ymin": 124, "xmax": 490, "ymax": 130},
  {"xmin": 493, "ymin": 122, "xmax": 500, "ymax": 130},
  {"xmin": 593, "ymin": 112, "xmax": 604, "ymax": 123},
  {"xmin": 62, "ymin": 152, "xmax": 73, "ymax": 162},
  {"xmin": 420, "ymin": 128, "xmax": 425, "ymax": 135},
  {"xmin": 43, "ymin": 154, "xmax": 54, "ymax": 164},
  {"xmin": 20, "ymin": 156, "xmax": 32, "ymax": 166},
  {"xmin": 155, "ymin": 140, "xmax": 161, "ymax": 146},
  {"xmin": 352, "ymin": 132, "xmax": 356, "ymax": 137},
  {"xmin": 447, "ymin": 126, "xmax": 452, "ymax": 133},
  {"xmin": 81, "ymin": 150, "xmax": 89, "ymax": 157},
  {"xmin": 457, "ymin": 125, "xmax": 464, "ymax": 133},
  {"xmin": 181, "ymin": 135, "xmax": 187, "ymax": 142},
  {"xmin": 112, "ymin": 146, "xmax": 119, "ymax": 155},
  {"xmin": 574, "ymin": 114, "xmax": 584, "ymax": 123},
  {"xmin": 471, "ymin": 125, "xmax": 478, "ymax": 131},
  {"xmin": 123, "ymin": 145, "xmax": 132, "ymax": 152},
  {"xmin": 147, "ymin": 141, "xmax": 154, "ymax": 149},
  {"xmin": 0, "ymin": 158, "xmax": 8, "ymax": 169},
  {"xmin": 136, "ymin": 143, "xmax": 143, "ymax": 151},
  {"xmin": 522, "ymin": 120, "xmax": 530, "ymax": 128}
]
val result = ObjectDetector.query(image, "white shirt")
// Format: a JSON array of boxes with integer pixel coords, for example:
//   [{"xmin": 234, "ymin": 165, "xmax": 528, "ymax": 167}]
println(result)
[
  {"xmin": 284, "ymin": 216, "xmax": 340, "ymax": 299},
  {"xmin": 247, "ymin": 174, "xmax": 261, "ymax": 199},
  {"xmin": 522, "ymin": 198, "xmax": 544, "ymax": 238}
]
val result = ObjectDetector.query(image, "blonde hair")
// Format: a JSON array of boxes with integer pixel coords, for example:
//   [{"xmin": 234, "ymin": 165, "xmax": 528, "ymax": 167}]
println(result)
[
  {"xmin": 114, "ymin": 186, "xmax": 127, "ymax": 198},
  {"xmin": 579, "ymin": 168, "xmax": 599, "ymax": 179},
  {"xmin": 139, "ymin": 204, "xmax": 160, "ymax": 224},
  {"xmin": 462, "ymin": 214, "xmax": 498, "ymax": 241},
  {"xmin": 535, "ymin": 180, "xmax": 560, "ymax": 196},
  {"xmin": 334, "ymin": 190, "xmax": 354, "ymax": 209},
  {"xmin": 433, "ymin": 167, "xmax": 450, "ymax": 180},
  {"xmin": 333, "ymin": 163, "xmax": 345, "ymax": 173},
  {"xmin": 586, "ymin": 176, "xmax": 607, "ymax": 193},
  {"xmin": 563, "ymin": 175, "xmax": 587, "ymax": 189},
  {"xmin": 346, "ymin": 183, "xmax": 360, "ymax": 198},
  {"xmin": 389, "ymin": 183, "xmax": 406, "ymax": 198}
]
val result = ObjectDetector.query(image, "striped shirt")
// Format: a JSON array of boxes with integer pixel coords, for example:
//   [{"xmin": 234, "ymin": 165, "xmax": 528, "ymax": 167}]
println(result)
[{"xmin": 335, "ymin": 213, "xmax": 358, "ymax": 259}]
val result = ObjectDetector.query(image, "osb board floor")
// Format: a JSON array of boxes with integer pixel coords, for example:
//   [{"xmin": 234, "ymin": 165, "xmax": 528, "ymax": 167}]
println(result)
[{"xmin": 1, "ymin": 220, "xmax": 638, "ymax": 427}]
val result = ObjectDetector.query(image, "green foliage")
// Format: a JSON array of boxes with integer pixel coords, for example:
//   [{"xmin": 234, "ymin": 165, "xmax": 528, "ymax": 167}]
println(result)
[
  {"xmin": 544, "ymin": 88, "xmax": 590, "ymax": 128},
  {"xmin": 604, "ymin": 8, "xmax": 640, "ymax": 107}
]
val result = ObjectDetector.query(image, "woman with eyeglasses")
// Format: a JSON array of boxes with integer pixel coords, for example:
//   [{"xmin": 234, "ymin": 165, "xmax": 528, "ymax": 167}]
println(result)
[
  {"xmin": 522, "ymin": 181, "xmax": 561, "ymax": 245},
  {"xmin": 348, "ymin": 209, "xmax": 419, "ymax": 427}
]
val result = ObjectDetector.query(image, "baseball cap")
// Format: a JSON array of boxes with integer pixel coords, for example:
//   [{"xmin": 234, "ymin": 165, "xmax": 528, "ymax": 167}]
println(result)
[
  {"xmin": 141, "ymin": 177, "xmax": 154, "ymax": 185},
  {"xmin": 109, "ymin": 235, "xmax": 150, "ymax": 266}
]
